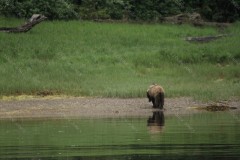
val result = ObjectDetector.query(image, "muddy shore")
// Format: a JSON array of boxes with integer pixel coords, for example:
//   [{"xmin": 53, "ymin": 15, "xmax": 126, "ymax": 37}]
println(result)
[{"xmin": 0, "ymin": 97, "xmax": 239, "ymax": 119}]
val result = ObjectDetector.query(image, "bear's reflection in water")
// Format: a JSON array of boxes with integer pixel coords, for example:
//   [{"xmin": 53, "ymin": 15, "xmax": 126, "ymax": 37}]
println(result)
[{"xmin": 147, "ymin": 111, "xmax": 165, "ymax": 134}]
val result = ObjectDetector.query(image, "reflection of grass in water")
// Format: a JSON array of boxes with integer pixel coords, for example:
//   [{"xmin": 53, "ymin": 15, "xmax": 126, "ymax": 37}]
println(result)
[
  {"xmin": 0, "ymin": 18, "xmax": 239, "ymax": 101},
  {"xmin": 0, "ymin": 113, "xmax": 239, "ymax": 158}
]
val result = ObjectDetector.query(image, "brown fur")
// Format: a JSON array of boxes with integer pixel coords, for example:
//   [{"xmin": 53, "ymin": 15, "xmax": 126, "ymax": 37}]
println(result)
[{"xmin": 147, "ymin": 84, "xmax": 164, "ymax": 109}]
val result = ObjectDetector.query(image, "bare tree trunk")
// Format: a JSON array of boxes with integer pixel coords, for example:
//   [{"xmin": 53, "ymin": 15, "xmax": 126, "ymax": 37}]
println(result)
[{"xmin": 0, "ymin": 14, "xmax": 47, "ymax": 33}]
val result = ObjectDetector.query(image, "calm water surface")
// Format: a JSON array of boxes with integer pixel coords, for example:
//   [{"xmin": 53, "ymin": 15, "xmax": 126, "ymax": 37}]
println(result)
[{"xmin": 0, "ymin": 111, "xmax": 240, "ymax": 160}]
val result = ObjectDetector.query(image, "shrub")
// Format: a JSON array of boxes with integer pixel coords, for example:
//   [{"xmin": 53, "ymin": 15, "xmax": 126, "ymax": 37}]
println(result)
[
  {"xmin": 0, "ymin": 0, "xmax": 79, "ymax": 20},
  {"xmin": 0, "ymin": 0, "xmax": 240, "ymax": 22}
]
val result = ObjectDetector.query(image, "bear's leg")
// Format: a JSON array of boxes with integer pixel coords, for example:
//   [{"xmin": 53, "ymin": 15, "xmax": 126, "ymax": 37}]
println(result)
[
  {"xmin": 152, "ymin": 97, "xmax": 156, "ymax": 108},
  {"xmin": 154, "ymin": 96, "xmax": 160, "ymax": 108},
  {"xmin": 160, "ymin": 92, "xmax": 164, "ymax": 109},
  {"xmin": 147, "ymin": 92, "xmax": 151, "ymax": 102},
  {"xmin": 155, "ymin": 93, "xmax": 164, "ymax": 109}
]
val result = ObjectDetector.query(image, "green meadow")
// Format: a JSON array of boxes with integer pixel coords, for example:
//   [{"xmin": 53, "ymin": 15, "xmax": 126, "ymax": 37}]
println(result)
[{"xmin": 0, "ymin": 17, "xmax": 239, "ymax": 101}]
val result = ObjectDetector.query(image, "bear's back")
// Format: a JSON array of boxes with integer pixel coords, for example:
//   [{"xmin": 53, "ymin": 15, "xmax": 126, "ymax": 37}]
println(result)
[{"xmin": 148, "ymin": 84, "xmax": 164, "ymax": 96}]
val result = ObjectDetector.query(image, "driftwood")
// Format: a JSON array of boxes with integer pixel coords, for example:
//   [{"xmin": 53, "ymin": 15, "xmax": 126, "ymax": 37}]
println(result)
[
  {"xmin": 192, "ymin": 103, "xmax": 237, "ymax": 112},
  {"xmin": 185, "ymin": 34, "xmax": 230, "ymax": 42},
  {"xmin": 164, "ymin": 13, "xmax": 230, "ymax": 30},
  {"xmin": 0, "ymin": 14, "xmax": 47, "ymax": 33},
  {"xmin": 194, "ymin": 22, "xmax": 230, "ymax": 28},
  {"xmin": 164, "ymin": 13, "xmax": 203, "ymax": 25}
]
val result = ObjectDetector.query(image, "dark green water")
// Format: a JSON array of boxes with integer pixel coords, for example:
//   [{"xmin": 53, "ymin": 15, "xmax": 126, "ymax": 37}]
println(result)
[{"xmin": 0, "ymin": 111, "xmax": 240, "ymax": 160}]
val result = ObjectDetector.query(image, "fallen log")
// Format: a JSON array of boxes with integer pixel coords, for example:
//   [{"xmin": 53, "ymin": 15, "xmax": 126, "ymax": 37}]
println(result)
[
  {"xmin": 163, "ymin": 13, "xmax": 230, "ymax": 30},
  {"xmin": 191, "ymin": 104, "xmax": 237, "ymax": 112},
  {"xmin": 185, "ymin": 34, "xmax": 230, "ymax": 42},
  {"xmin": 0, "ymin": 14, "xmax": 47, "ymax": 33},
  {"xmin": 164, "ymin": 12, "xmax": 203, "ymax": 25}
]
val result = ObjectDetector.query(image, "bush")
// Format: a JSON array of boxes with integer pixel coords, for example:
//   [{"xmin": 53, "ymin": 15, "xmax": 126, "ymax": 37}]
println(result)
[
  {"xmin": 182, "ymin": 0, "xmax": 240, "ymax": 22},
  {"xmin": 0, "ymin": 0, "xmax": 240, "ymax": 22},
  {"xmin": 107, "ymin": 1, "xmax": 125, "ymax": 20},
  {"xmin": 0, "ymin": 0, "xmax": 79, "ymax": 20}
]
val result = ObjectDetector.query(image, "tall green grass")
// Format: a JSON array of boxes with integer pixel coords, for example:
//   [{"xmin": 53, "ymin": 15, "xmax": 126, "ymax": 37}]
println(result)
[{"xmin": 0, "ymin": 17, "xmax": 239, "ymax": 101}]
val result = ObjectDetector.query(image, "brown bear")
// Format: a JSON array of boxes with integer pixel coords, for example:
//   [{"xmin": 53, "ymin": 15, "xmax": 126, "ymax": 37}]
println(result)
[{"xmin": 147, "ymin": 84, "xmax": 164, "ymax": 109}]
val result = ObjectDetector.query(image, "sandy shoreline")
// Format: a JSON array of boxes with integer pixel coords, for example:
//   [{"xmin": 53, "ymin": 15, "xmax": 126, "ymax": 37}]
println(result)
[{"xmin": 0, "ymin": 97, "xmax": 239, "ymax": 119}]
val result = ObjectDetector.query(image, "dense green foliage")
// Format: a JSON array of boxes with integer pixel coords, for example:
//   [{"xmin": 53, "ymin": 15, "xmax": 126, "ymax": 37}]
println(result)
[
  {"xmin": 0, "ymin": 18, "xmax": 239, "ymax": 100},
  {"xmin": 0, "ymin": 0, "xmax": 78, "ymax": 19},
  {"xmin": 0, "ymin": 0, "xmax": 240, "ymax": 22}
]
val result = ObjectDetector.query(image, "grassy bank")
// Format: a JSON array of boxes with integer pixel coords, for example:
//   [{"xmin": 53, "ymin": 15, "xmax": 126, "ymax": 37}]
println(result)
[{"xmin": 0, "ymin": 17, "xmax": 239, "ymax": 101}]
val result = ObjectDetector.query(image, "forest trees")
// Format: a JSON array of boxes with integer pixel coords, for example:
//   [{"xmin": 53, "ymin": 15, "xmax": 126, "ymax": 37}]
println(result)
[{"xmin": 0, "ymin": 0, "xmax": 240, "ymax": 22}]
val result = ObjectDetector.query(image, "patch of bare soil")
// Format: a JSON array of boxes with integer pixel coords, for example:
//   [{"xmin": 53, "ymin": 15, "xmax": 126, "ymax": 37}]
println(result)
[{"xmin": 0, "ymin": 97, "xmax": 239, "ymax": 119}]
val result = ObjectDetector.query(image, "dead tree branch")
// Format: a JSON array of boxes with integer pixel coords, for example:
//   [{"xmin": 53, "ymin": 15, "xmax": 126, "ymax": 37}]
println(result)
[
  {"xmin": 0, "ymin": 14, "xmax": 47, "ymax": 33},
  {"xmin": 185, "ymin": 34, "xmax": 230, "ymax": 43}
]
